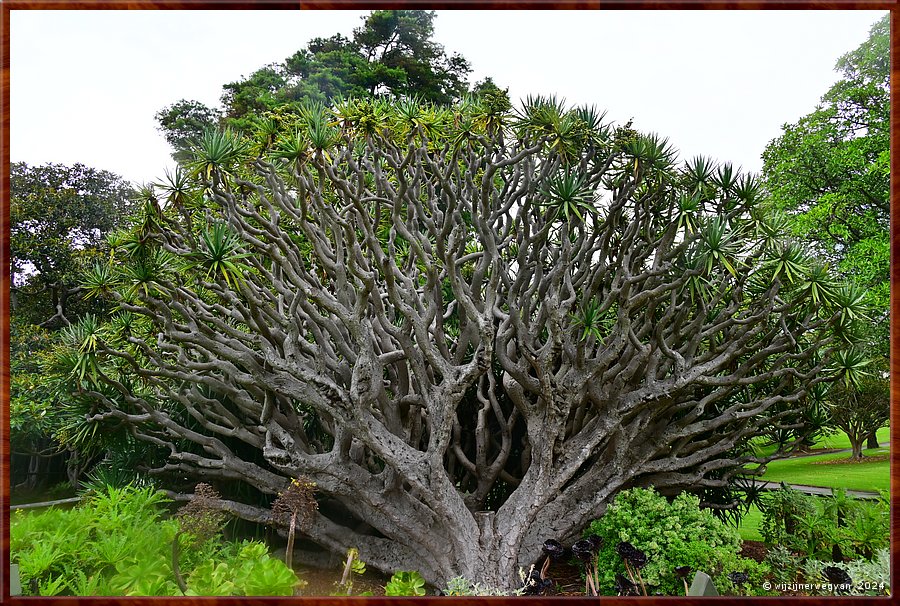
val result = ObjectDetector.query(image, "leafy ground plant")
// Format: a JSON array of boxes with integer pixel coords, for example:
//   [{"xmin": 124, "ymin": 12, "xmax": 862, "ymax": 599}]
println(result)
[
  {"xmin": 586, "ymin": 487, "xmax": 771, "ymax": 596},
  {"xmin": 385, "ymin": 570, "xmax": 426, "ymax": 596},
  {"xmin": 11, "ymin": 485, "xmax": 301, "ymax": 596}
]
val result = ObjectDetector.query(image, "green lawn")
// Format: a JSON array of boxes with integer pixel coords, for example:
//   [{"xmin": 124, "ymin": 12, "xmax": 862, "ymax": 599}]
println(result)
[
  {"xmin": 749, "ymin": 426, "xmax": 890, "ymax": 458},
  {"xmin": 752, "ymin": 447, "xmax": 890, "ymax": 493},
  {"xmin": 736, "ymin": 503, "xmax": 763, "ymax": 542}
]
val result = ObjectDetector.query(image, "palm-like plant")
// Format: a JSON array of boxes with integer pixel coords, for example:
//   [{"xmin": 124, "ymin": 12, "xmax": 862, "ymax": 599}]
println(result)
[
  {"xmin": 59, "ymin": 314, "xmax": 104, "ymax": 384},
  {"xmin": 764, "ymin": 241, "xmax": 810, "ymax": 285},
  {"xmin": 752, "ymin": 207, "xmax": 793, "ymax": 252},
  {"xmin": 272, "ymin": 129, "xmax": 312, "ymax": 172},
  {"xmin": 82, "ymin": 263, "xmax": 117, "ymax": 300},
  {"xmin": 541, "ymin": 171, "xmax": 594, "ymax": 223},
  {"xmin": 620, "ymin": 132, "xmax": 677, "ymax": 175},
  {"xmin": 712, "ymin": 162, "xmax": 737, "ymax": 193},
  {"xmin": 732, "ymin": 173, "xmax": 762, "ymax": 204},
  {"xmin": 154, "ymin": 167, "xmax": 198, "ymax": 215},
  {"xmin": 250, "ymin": 115, "xmax": 280, "ymax": 156},
  {"xmin": 830, "ymin": 283, "xmax": 870, "ymax": 330},
  {"xmin": 673, "ymin": 192, "xmax": 702, "ymax": 234},
  {"xmin": 571, "ymin": 299, "xmax": 606, "ymax": 342},
  {"xmin": 696, "ymin": 217, "xmax": 742, "ymax": 277},
  {"xmin": 305, "ymin": 113, "xmax": 340, "ymax": 157},
  {"xmin": 800, "ymin": 261, "xmax": 839, "ymax": 307},
  {"xmin": 184, "ymin": 222, "xmax": 252, "ymax": 288},
  {"xmin": 683, "ymin": 155, "xmax": 715, "ymax": 192},
  {"xmin": 827, "ymin": 348, "xmax": 870, "ymax": 389},
  {"xmin": 186, "ymin": 127, "xmax": 250, "ymax": 183},
  {"xmin": 120, "ymin": 248, "xmax": 175, "ymax": 299}
]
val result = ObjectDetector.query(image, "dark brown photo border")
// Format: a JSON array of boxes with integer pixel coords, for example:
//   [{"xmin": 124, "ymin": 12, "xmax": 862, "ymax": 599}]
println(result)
[{"xmin": 1, "ymin": 1, "xmax": 897, "ymax": 604}]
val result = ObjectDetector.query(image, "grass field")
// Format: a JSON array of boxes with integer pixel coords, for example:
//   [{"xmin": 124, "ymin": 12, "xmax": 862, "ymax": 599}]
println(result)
[
  {"xmin": 755, "ymin": 447, "xmax": 890, "ymax": 493},
  {"xmin": 749, "ymin": 426, "xmax": 890, "ymax": 458},
  {"xmin": 737, "ymin": 503, "xmax": 764, "ymax": 542}
]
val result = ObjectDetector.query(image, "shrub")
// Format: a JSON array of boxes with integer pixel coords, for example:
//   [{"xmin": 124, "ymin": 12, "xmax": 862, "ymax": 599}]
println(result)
[
  {"xmin": 11, "ymin": 485, "xmax": 301, "ymax": 596},
  {"xmin": 586, "ymin": 487, "xmax": 767, "ymax": 595},
  {"xmin": 763, "ymin": 544, "xmax": 803, "ymax": 585},
  {"xmin": 759, "ymin": 486, "xmax": 887, "ymax": 561},
  {"xmin": 759, "ymin": 486, "xmax": 815, "ymax": 546}
]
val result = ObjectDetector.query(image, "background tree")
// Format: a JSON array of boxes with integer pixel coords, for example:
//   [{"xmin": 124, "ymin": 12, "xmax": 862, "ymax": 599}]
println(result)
[
  {"xmin": 155, "ymin": 100, "xmax": 222, "ymax": 163},
  {"xmin": 62, "ymin": 97, "xmax": 866, "ymax": 589},
  {"xmin": 11, "ymin": 162, "xmax": 137, "ymax": 327},
  {"xmin": 10, "ymin": 162, "xmax": 138, "ymax": 490},
  {"xmin": 761, "ymin": 14, "xmax": 888, "ymax": 449},
  {"xmin": 158, "ymin": 11, "xmax": 476, "ymax": 147},
  {"xmin": 762, "ymin": 14, "xmax": 888, "ymax": 353},
  {"xmin": 826, "ymin": 374, "xmax": 889, "ymax": 460}
]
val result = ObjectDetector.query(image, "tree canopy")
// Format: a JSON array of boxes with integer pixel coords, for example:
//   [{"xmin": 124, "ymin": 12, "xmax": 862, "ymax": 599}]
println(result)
[
  {"xmin": 61, "ymin": 93, "xmax": 868, "ymax": 588},
  {"xmin": 762, "ymin": 14, "xmax": 888, "ymax": 356},
  {"xmin": 157, "ymin": 10, "xmax": 477, "ymax": 158},
  {"xmin": 10, "ymin": 162, "xmax": 138, "ymax": 489}
]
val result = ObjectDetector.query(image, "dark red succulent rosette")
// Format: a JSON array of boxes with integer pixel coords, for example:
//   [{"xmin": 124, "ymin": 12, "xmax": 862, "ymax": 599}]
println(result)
[
  {"xmin": 541, "ymin": 538, "xmax": 566, "ymax": 560},
  {"xmin": 615, "ymin": 573, "xmax": 640, "ymax": 596},
  {"xmin": 822, "ymin": 565, "xmax": 852, "ymax": 594},
  {"xmin": 674, "ymin": 565, "xmax": 693, "ymax": 578},
  {"xmin": 615, "ymin": 541, "xmax": 648, "ymax": 568},
  {"xmin": 571, "ymin": 539, "xmax": 596, "ymax": 562},
  {"xmin": 585, "ymin": 534, "xmax": 604, "ymax": 552}
]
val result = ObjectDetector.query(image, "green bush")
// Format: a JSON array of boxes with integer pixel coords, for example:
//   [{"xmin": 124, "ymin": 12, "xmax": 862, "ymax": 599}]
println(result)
[
  {"xmin": 11, "ymin": 485, "xmax": 301, "ymax": 596},
  {"xmin": 763, "ymin": 545, "xmax": 803, "ymax": 585},
  {"xmin": 586, "ymin": 487, "xmax": 769, "ymax": 596},
  {"xmin": 759, "ymin": 486, "xmax": 887, "ymax": 561}
]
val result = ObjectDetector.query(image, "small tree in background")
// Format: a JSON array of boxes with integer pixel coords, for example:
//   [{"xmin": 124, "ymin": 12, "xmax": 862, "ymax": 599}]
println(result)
[{"xmin": 827, "ymin": 375, "xmax": 889, "ymax": 460}]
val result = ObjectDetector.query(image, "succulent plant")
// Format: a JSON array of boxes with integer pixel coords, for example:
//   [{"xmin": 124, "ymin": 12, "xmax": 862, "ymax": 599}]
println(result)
[
  {"xmin": 571, "ymin": 539, "xmax": 596, "ymax": 562},
  {"xmin": 674, "ymin": 565, "xmax": 693, "ymax": 578},
  {"xmin": 615, "ymin": 541, "xmax": 648, "ymax": 595},
  {"xmin": 541, "ymin": 539, "xmax": 565, "ymax": 560},
  {"xmin": 177, "ymin": 483, "xmax": 227, "ymax": 543},
  {"xmin": 822, "ymin": 566, "xmax": 852, "ymax": 586},
  {"xmin": 728, "ymin": 571, "xmax": 749, "ymax": 585},
  {"xmin": 585, "ymin": 535, "xmax": 603, "ymax": 552},
  {"xmin": 616, "ymin": 541, "xmax": 637, "ymax": 558},
  {"xmin": 614, "ymin": 573, "xmax": 639, "ymax": 596},
  {"xmin": 628, "ymin": 549, "xmax": 648, "ymax": 569},
  {"xmin": 675, "ymin": 565, "xmax": 693, "ymax": 595},
  {"xmin": 615, "ymin": 541, "xmax": 648, "ymax": 568}
]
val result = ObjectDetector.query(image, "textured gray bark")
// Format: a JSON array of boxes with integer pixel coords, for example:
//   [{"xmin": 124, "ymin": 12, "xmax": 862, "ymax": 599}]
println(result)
[{"xmin": 83, "ymin": 114, "xmax": 839, "ymax": 589}]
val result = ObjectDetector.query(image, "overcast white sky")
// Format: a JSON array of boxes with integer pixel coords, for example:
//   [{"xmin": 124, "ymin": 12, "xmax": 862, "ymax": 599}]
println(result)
[{"xmin": 11, "ymin": 10, "xmax": 886, "ymax": 185}]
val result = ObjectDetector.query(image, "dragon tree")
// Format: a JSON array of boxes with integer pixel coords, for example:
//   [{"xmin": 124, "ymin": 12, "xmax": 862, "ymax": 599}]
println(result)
[{"xmin": 60, "ymin": 93, "xmax": 869, "ymax": 588}]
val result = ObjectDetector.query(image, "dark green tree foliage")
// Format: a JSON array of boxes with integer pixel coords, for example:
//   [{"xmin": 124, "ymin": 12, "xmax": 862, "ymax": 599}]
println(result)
[
  {"xmin": 350, "ymin": 10, "xmax": 471, "ymax": 103},
  {"xmin": 827, "ymin": 375, "xmax": 889, "ymax": 460},
  {"xmin": 11, "ymin": 162, "xmax": 137, "ymax": 327},
  {"xmin": 155, "ymin": 100, "xmax": 222, "ymax": 163},
  {"xmin": 762, "ymin": 15, "xmax": 888, "ymax": 354},
  {"xmin": 10, "ymin": 162, "xmax": 138, "ymax": 489},
  {"xmin": 159, "ymin": 11, "xmax": 475, "ymax": 141}
]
